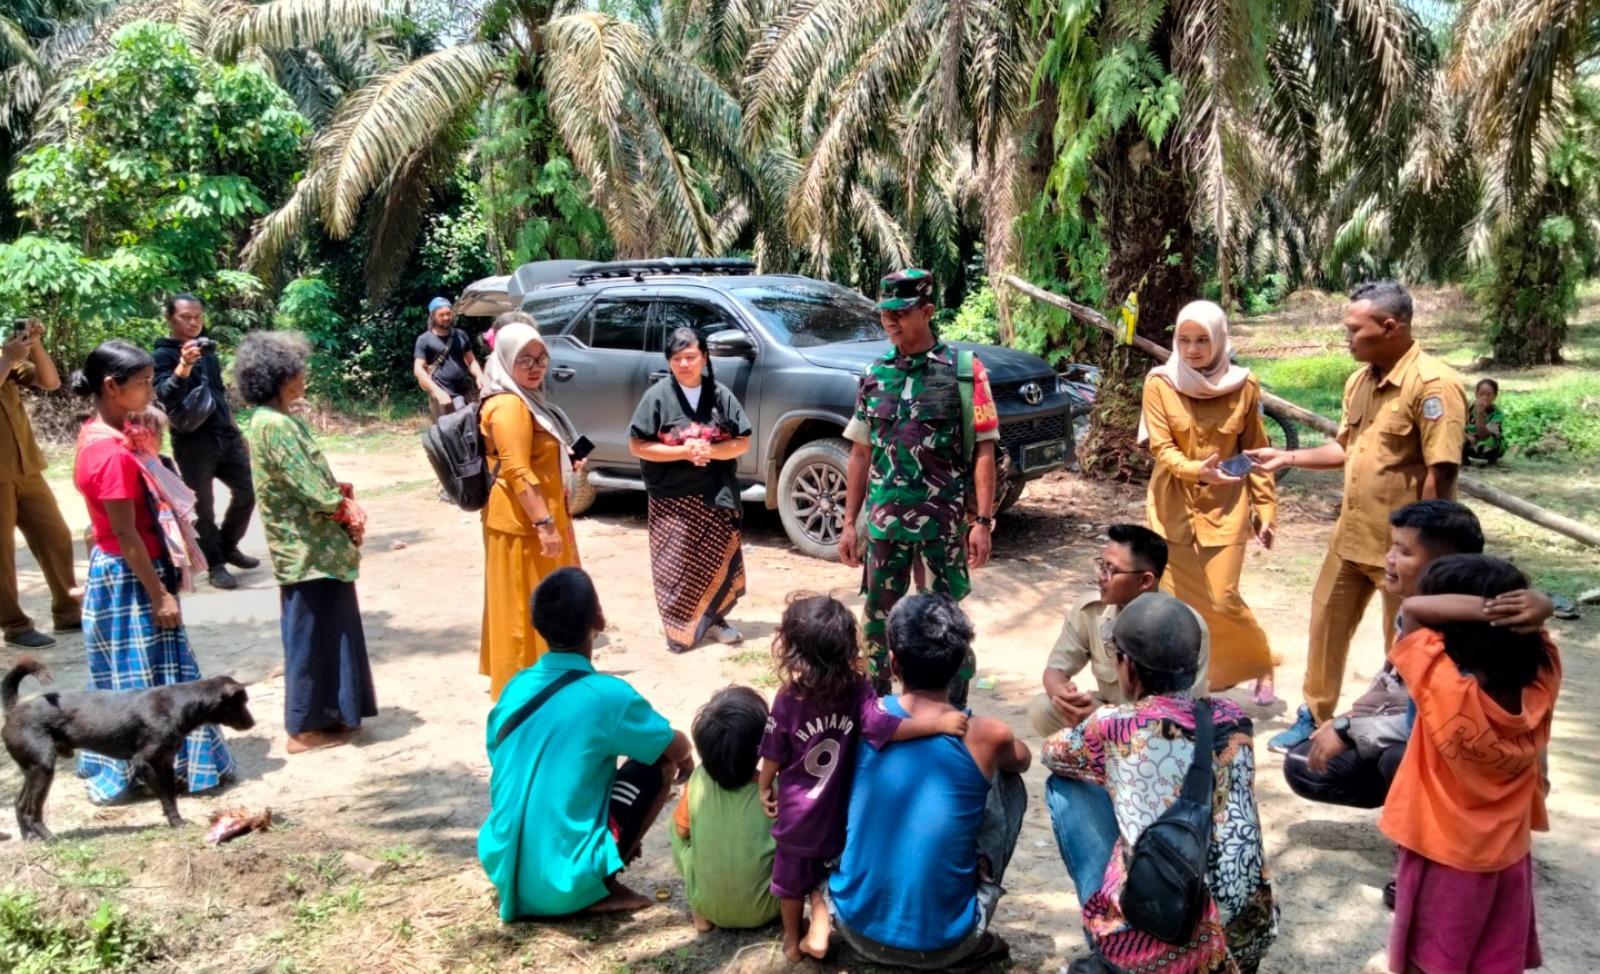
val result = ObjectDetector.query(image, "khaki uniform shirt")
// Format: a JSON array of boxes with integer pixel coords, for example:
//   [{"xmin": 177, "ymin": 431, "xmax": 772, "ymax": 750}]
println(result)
[
  {"xmin": 1143, "ymin": 375, "xmax": 1278, "ymax": 547},
  {"xmin": 0, "ymin": 362, "xmax": 46, "ymax": 484},
  {"xmin": 1329, "ymin": 343, "xmax": 1467, "ymax": 567},
  {"xmin": 1046, "ymin": 593, "xmax": 1212, "ymax": 703}
]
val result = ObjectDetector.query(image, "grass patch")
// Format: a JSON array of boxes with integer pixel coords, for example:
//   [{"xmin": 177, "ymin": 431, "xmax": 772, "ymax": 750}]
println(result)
[{"xmin": 0, "ymin": 889, "xmax": 161, "ymax": 973}]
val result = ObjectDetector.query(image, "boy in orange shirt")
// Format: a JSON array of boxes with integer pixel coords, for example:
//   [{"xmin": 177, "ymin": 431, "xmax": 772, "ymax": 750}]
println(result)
[{"xmin": 1381, "ymin": 554, "xmax": 1560, "ymax": 974}]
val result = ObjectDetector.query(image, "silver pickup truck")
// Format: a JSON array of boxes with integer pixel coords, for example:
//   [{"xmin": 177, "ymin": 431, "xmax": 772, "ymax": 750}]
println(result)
[{"xmin": 457, "ymin": 258, "xmax": 1085, "ymax": 559}]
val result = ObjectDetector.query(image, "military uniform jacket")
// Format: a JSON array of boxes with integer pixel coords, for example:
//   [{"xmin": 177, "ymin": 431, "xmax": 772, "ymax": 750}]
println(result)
[
  {"xmin": 843, "ymin": 341, "xmax": 999, "ymax": 543},
  {"xmin": 1330, "ymin": 342, "xmax": 1467, "ymax": 567}
]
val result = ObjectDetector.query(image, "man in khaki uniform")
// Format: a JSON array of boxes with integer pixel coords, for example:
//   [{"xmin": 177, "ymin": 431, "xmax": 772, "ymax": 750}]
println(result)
[
  {"xmin": 0, "ymin": 319, "xmax": 79, "ymax": 649},
  {"xmin": 1248, "ymin": 281, "xmax": 1466, "ymax": 750},
  {"xmin": 1029, "ymin": 523, "xmax": 1210, "ymax": 736}
]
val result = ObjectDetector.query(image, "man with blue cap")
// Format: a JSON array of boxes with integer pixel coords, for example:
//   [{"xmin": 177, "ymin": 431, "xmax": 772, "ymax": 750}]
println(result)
[{"xmin": 412, "ymin": 296, "xmax": 484, "ymax": 419}]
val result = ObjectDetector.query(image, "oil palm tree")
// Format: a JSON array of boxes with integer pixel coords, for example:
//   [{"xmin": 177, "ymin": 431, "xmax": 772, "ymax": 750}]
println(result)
[
  {"xmin": 1446, "ymin": 0, "xmax": 1600, "ymax": 364},
  {"xmin": 740, "ymin": 0, "xmax": 1035, "ymax": 287},
  {"xmin": 1023, "ymin": 0, "xmax": 1432, "ymax": 476}
]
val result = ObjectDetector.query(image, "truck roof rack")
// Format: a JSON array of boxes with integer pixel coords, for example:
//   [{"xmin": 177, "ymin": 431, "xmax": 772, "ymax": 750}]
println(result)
[{"xmin": 571, "ymin": 257, "xmax": 757, "ymax": 284}]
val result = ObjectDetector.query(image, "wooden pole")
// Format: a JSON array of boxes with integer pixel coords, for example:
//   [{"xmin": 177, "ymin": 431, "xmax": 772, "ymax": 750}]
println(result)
[{"xmin": 1000, "ymin": 274, "xmax": 1600, "ymax": 550}]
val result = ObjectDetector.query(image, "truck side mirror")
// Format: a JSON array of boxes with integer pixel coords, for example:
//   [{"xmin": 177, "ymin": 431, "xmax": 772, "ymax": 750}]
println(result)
[{"xmin": 707, "ymin": 329, "xmax": 756, "ymax": 358}]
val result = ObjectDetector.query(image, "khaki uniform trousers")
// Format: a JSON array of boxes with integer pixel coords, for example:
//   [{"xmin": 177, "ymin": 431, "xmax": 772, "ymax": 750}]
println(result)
[
  {"xmin": 1161, "ymin": 539, "xmax": 1273, "ymax": 690},
  {"xmin": 1, "ymin": 472, "xmax": 79, "ymax": 636},
  {"xmin": 1305, "ymin": 549, "xmax": 1400, "ymax": 724}
]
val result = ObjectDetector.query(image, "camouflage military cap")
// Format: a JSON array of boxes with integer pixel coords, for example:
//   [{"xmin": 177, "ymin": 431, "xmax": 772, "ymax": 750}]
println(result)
[{"xmin": 878, "ymin": 268, "xmax": 934, "ymax": 310}]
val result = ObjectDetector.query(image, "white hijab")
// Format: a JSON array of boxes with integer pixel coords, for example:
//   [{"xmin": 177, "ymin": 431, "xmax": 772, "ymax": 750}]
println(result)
[
  {"xmin": 1137, "ymin": 300, "xmax": 1253, "ymax": 445},
  {"xmin": 481, "ymin": 321, "xmax": 578, "ymax": 482}
]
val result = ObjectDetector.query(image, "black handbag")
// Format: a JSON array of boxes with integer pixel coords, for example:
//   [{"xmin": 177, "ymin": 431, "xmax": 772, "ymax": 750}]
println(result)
[
  {"xmin": 166, "ymin": 366, "xmax": 219, "ymax": 434},
  {"xmin": 1118, "ymin": 697, "xmax": 1216, "ymax": 946}
]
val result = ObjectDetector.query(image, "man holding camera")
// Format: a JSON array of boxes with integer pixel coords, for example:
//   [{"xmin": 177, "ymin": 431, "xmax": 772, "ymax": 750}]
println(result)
[
  {"xmin": 152, "ymin": 294, "xmax": 259, "ymax": 590},
  {"xmin": 0, "ymin": 319, "xmax": 79, "ymax": 647}
]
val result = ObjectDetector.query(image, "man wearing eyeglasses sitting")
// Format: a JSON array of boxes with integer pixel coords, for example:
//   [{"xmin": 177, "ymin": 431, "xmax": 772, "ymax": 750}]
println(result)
[{"xmin": 1029, "ymin": 524, "xmax": 1212, "ymax": 916}]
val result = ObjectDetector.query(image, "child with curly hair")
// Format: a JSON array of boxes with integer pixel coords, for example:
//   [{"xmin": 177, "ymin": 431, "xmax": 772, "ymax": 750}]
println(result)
[{"xmin": 757, "ymin": 594, "xmax": 968, "ymax": 961}]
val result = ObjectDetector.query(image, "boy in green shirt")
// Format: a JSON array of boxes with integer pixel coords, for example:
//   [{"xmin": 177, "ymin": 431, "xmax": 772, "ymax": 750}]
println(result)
[{"xmin": 670, "ymin": 686, "xmax": 782, "ymax": 931}]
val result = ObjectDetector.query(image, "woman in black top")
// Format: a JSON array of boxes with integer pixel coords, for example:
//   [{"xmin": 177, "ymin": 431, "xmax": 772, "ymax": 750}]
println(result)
[{"xmin": 628, "ymin": 328, "xmax": 753, "ymax": 653}]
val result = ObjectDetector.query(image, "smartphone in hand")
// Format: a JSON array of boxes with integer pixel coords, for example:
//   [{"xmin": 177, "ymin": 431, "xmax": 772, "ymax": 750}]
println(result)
[
  {"xmin": 1219, "ymin": 453, "xmax": 1254, "ymax": 478},
  {"xmin": 570, "ymin": 435, "xmax": 595, "ymax": 461}
]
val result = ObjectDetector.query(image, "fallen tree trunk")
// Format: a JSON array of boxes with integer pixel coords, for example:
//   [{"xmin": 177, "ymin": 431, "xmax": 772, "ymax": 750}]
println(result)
[{"xmin": 1001, "ymin": 274, "xmax": 1600, "ymax": 551}]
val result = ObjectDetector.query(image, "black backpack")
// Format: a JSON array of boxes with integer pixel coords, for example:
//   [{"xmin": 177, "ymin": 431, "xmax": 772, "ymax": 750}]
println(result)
[
  {"xmin": 1119, "ymin": 697, "xmax": 1216, "ymax": 946},
  {"xmin": 422, "ymin": 397, "xmax": 499, "ymax": 511}
]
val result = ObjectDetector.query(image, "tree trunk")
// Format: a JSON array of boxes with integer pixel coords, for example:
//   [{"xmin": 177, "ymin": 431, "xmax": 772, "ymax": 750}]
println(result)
[
  {"xmin": 1078, "ymin": 131, "xmax": 1199, "ymax": 481},
  {"xmin": 1488, "ymin": 190, "xmax": 1574, "ymax": 367}
]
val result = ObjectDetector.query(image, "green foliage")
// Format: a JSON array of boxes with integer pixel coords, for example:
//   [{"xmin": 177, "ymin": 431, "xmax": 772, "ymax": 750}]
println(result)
[
  {"xmin": 0, "ymin": 22, "xmax": 307, "ymax": 363},
  {"xmin": 478, "ymin": 87, "xmax": 611, "ymax": 264},
  {"xmin": 1010, "ymin": 200, "xmax": 1109, "ymax": 365},
  {"xmin": 1495, "ymin": 376, "xmax": 1600, "ymax": 456},
  {"xmin": 936, "ymin": 287, "xmax": 1002, "ymax": 345},
  {"xmin": 0, "ymin": 889, "xmax": 160, "ymax": 973},
  {"xmin": 1241, "ymin": 354, "xmax": 1351, "ymax": 421}
]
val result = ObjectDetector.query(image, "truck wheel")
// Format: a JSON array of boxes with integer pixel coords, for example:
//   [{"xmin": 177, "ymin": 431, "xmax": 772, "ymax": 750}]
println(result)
[
  {"xmin": 996, "ymin": 477, "xmax": 1026, "ymax": 514},
  {"xmin": 778, "ymin": 438, "xmax": 856, "ymax": 560},
  {"xmin": 565, "ymin": 468, "xmax": 597, "ymax": 517},
  {"xmin": 1262, "ymin": 408, "xmax": 1300, "ymax": 484}
]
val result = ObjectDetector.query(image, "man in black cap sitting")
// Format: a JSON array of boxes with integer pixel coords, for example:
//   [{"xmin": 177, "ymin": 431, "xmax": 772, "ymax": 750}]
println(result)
[{"xmin": 1043, "ymin": 592, "xmax": 1278, "ymax": 967}]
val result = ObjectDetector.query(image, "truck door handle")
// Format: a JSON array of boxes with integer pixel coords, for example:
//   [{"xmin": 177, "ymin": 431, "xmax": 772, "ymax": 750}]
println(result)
[
  {"xmin": 550, "ymin": 366, "xmax": 576, "ymax": 380},
  {"xmin": 649, "ymin": 370, "xmax": 669, "ymax": 381}
]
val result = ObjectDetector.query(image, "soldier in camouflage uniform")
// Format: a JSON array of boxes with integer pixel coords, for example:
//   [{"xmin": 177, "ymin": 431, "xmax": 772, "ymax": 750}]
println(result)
[{"xmin": 839, "ymin": 269, "xmax": 1000, "ymax": 707}]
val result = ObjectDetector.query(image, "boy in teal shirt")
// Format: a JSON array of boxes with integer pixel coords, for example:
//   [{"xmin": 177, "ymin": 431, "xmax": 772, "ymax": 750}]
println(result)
[{"xmin": 479, "ymin": 568, "xmax": 694, "ymax": 918}]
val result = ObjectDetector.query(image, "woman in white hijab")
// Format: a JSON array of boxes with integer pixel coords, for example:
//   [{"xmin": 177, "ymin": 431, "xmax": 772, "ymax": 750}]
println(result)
[
  {"xmin": 1139, "ymin": 300, "xmax": 1278, "ymax": 701},
  {"xmin": 477, "ymin": 311, "xmax": 583, "ymax": 700}
]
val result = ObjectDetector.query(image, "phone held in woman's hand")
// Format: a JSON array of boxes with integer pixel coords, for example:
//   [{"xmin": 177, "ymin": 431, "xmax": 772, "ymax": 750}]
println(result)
[
  {"xmin": 570, "ymin": 435, "xmax": 595, "ymax": 461},
  {"xmin": 1219, "ymin": 453, "xmax": 1254, "ymax": 478}
]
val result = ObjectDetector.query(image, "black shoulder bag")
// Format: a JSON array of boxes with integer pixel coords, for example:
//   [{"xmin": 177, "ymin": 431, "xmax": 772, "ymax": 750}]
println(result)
[
  {"xmin": 1119, "ymin": 697, "xmax": 1216, "ymax": 946},
  {"xmin": 166, "ymin": 358, "xmax": 219, "ymax": 434},
  {"xmin": 493, "ymin": 670, "xmax": 589, "ymax": 747}
]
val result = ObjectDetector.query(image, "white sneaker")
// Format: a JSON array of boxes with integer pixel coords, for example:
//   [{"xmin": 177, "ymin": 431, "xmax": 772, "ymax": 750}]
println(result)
[{"xmin": 709, "ymin": 625, "xmax": 743, "ymax": 645}]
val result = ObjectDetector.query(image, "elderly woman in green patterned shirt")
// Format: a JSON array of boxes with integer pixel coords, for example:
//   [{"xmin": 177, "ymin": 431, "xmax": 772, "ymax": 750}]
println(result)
[{"xmin": 235, "ymin": 333, "xmax": 377, "ymax": 755}]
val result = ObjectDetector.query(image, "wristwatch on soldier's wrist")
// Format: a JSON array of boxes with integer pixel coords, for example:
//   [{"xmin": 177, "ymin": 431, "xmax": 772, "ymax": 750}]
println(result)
[{"xmin": 974, "ymin": 515, "xmax": 994, "ymax": 529}]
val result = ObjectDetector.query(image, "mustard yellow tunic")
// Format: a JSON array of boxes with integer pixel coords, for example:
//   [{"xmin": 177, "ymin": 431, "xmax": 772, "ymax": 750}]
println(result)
[
  {"xmin": 1141, "ymin": 375, "xmax": 1277, "ymax": 688},
  {"xmin": 479, "ymin": 395, "xmax": 580, "ymax": 700}
]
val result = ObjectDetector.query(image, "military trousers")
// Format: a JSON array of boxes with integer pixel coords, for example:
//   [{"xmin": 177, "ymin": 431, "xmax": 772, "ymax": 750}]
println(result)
[{"xmin": 861, "ymin": 535, "xmax": 976, "ymax": 707}]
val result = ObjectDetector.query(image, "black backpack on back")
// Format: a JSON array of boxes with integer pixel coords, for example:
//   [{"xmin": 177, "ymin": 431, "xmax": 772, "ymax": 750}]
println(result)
[
  {"xmin": 1119, "ymin": 697, "xmax": 1216, "ymax": 946},
  {"xmin": 422, "ymin": 397, "xmax": 498, "ymax": 511}
]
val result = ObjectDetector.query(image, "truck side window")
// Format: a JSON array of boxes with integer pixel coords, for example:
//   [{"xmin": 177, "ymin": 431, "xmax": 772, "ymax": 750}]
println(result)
[{"xmin": 586, "ymin": 300, "xmax": 653, "ymax": 351}]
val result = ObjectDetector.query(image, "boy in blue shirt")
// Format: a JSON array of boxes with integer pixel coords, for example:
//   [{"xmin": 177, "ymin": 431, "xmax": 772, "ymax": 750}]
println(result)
[{"xmin": 479, "ymin": 567, "xmax": 695, "ymax": 918}]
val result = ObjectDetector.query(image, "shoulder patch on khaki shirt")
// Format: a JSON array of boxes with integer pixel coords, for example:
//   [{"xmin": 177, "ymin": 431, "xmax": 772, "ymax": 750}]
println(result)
[{"xmin": 1421, "ymin": 397, "xmax": 1444, "ymax": 420}]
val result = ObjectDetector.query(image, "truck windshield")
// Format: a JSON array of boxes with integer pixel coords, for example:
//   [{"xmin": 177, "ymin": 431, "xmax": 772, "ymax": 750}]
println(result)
[{"xmin": 732, "ymin": 284, "xmax": 883, "ymax": 348}]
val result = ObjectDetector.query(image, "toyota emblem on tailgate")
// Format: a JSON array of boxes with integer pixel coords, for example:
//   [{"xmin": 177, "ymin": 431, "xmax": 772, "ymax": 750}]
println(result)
[{"xmin": 1020, "ymin": 381, "xmax": 1044, "ymax": 405}]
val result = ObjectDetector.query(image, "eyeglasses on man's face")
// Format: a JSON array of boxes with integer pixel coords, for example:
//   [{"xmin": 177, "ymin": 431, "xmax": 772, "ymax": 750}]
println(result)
[{"xmin": 1094, "ymin": 558, "xmax": 1144, "ymax": 579}]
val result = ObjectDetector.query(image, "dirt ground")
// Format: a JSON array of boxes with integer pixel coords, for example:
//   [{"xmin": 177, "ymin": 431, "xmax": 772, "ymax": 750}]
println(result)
[{"xmin": 2, "ymin": 439, "xmax": 1597, "ymax": 974}]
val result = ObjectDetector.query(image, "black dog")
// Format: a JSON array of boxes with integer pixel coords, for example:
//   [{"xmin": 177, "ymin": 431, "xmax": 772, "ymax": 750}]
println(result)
[{"xmin": 2, "ymin": 658, "xmax": 255, "ymax": 840}]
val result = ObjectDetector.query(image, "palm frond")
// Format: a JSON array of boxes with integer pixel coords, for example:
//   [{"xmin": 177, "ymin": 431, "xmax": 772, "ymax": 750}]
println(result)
[
  {"xmin": 315, "ymin": 41, "xmax": 500, "ymax": 237},
  {"xmin": 210, "ymin": 0, "xmax": 400, "ymax": 62}
]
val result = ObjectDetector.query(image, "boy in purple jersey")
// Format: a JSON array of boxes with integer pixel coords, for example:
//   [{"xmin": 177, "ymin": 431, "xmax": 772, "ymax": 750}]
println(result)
[{"xmin": 758, "ymin": 595, "xmax": 968, "ymax": 961}]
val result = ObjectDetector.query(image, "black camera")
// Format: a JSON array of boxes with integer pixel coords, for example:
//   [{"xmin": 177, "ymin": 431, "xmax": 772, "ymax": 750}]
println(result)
[{"xmin": 194, "ymin": 337, "xmax": 217, "ymax": 352}]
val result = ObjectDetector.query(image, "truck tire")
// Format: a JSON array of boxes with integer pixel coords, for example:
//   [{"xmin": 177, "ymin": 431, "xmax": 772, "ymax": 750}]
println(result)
[
  {"xmin": 996, "ymin": 476, "xmax": 1026, "ymax": 514},
  {"xmin": 1262, "ymin": 407, "xmax": 1299, "ymax": 484},
  {"xmin": 778, "ymin": 437, "xmax": 856, "ymax": 560},
  {"xmin": 565, "ymin": 468, "xmax": 597, "ymax": 517}
]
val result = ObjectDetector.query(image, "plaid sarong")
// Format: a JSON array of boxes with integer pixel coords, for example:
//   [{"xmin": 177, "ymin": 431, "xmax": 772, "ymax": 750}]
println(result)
[{"xmin": 75, "ymin": 549, "xmax": 235, "ymax": 803}]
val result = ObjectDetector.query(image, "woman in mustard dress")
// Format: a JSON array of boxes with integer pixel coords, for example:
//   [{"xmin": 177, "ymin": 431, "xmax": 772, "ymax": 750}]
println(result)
[
  {"xmin": 478, "ymin": 312, "xmax": 582, "ymax": 700},
  {"xmin": 1139, "ymin": 300, "xmax": 1278, "ymax": 697}
]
